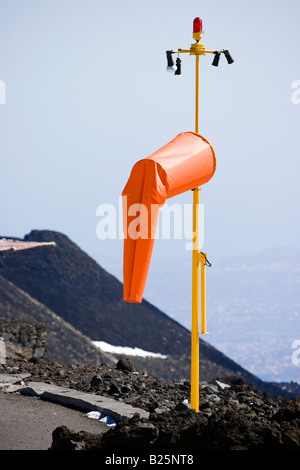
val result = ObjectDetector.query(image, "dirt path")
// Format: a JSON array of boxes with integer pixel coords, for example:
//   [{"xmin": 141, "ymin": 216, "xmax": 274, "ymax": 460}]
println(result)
[{"xmin": 0, "ymin": 392, "xmax": 108, "ymax": 450}]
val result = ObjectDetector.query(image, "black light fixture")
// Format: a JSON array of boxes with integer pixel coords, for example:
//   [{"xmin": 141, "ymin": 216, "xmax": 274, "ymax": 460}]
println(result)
[
  {"xmin": 223, "ymin": 49, "xmax": 234, "ymax": 64},
  {"xmin": 211, "ymin": 49, "xmax": 234, "ymax": 67},
  {"xmin": 174, "ymin": 57, "xmax": 182, "ymax": 75},
  {"xmin": 212, "ymin": 51, "xmax": 221, "ymax": 67},
  {"xmin": 166, "ymin": 50, "xmax": 176, "ymax": 72}
]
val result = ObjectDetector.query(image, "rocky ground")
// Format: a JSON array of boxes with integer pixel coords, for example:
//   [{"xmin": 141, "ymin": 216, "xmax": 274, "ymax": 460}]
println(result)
[{"xmin": 1, "ymin": 357, "xmax": 300, "ymax": 453}]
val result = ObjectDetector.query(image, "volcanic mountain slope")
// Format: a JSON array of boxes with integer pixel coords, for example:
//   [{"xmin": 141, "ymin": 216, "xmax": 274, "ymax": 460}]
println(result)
[
  {"xmin": 0, "ymin": 230, "xmax": 275, "ymax": 391},
  {"xmin": 0, "ymin": 274, "xmax": 115, "ymax": 365}
]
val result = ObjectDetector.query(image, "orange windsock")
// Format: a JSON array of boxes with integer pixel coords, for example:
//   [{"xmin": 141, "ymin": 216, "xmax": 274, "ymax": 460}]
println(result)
[{"xmin": 122, "ymin": 131, "xmax": 216, "ymax": 303}]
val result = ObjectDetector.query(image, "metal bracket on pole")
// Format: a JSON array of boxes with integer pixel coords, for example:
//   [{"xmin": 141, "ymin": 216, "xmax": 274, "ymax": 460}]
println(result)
[{"xmin": 198, "ymin": 252, "xmax": 211, "ymax": 335}]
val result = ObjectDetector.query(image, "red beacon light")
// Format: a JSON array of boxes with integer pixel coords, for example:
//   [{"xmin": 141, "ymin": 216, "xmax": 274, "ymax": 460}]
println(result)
[
  {"xmin": 193, "ymin": 17, "xmax": 202, "ymax": 33},
  {"xmin": 193, "ymin": 17, "xmax": 203, "ymax": 41}
]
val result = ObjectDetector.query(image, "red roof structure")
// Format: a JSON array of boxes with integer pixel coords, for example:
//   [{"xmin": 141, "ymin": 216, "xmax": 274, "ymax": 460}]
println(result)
[{"xmin": 0, "ymin": 238, "xmax": 56, "ymax": 252}]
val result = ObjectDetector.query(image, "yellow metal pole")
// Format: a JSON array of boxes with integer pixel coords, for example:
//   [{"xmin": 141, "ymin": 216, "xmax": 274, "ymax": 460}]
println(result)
[
  {"xmin": 191, "ymin": 53, "xmax": 200, "ymax": 413},
  {"xmin": 169, "ymin": 17, "xmax": 233, "ymax": 413},
  {"xmin": 201, "ymin": 256, "xmax": 206, "ymax": 334},
  {"xmin": 200, "ymin": 253, "xmax": 207, "ymax": 334},
  {"xmin": 195, "ymin": 54, "xmax": 200, "ymax": 134}
]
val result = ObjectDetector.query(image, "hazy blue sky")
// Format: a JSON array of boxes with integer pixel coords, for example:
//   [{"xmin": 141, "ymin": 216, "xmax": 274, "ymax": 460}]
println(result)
[{"xmin": 1, "ymin": 0, "xmax": 299, "ymax": 266}]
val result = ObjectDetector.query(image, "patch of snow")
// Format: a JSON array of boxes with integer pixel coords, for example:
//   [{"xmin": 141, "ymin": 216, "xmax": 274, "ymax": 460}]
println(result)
[{"xmin": 93, "ymin": 341, "xmax": 167, "ymax": 359}]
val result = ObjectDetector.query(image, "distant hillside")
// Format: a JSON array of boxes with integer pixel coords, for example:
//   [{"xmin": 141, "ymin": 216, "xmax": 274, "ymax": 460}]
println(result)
[
  {"xmin": 0, "ymin": 229, "xmax": 283, "ymax": 394},
  {"xmin": 129, "ymin": 248, "xmax": 300, "ymax": 383}
]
